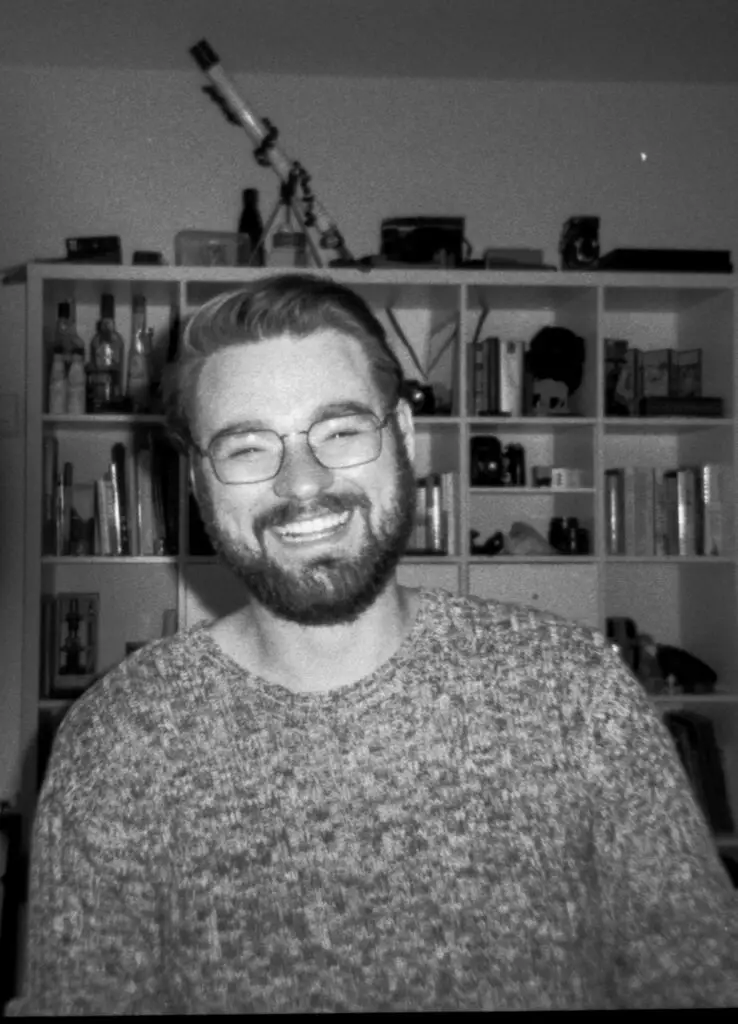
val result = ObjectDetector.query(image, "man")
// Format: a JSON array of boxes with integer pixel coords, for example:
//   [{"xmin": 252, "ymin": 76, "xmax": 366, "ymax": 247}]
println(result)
[{"xmin": 7, "ymin": 274, "xmax": 738, "ymax": 1013}]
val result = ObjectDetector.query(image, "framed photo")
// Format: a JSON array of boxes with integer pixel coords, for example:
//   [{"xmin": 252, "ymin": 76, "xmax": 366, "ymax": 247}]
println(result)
[
  {"xmin": 672, "ymin": 349, "xmax": 702, "ymax": 398},
  {"xmin": 640, "ymin": 348, "xmax": 672, "ymax": 398},
  {"xmin": 50, "ymin": 592, "xmax": 99, "ymax": 698}
]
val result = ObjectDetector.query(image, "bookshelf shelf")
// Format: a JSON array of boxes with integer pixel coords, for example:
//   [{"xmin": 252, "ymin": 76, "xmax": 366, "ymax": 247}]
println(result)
[
  {"xmin": 17, "ymin": 263, "xmax": 738, "ymax": 866},
  {"xmin": 603, "ymin": 417, "xmax": 733, "ymax": 434},
  {"xmin": 41, "ymin": 556, "xmax": 178, "ymax": 565},
  {"xmin": 470, "ymin": 487, "xmax": 595, "ymax": 495}
]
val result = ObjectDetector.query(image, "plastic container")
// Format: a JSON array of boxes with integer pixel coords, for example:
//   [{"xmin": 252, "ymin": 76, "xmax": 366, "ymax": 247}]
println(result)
[{"xmin": 174, "ymin": 230, "xmax": 251, "ymax": 267}]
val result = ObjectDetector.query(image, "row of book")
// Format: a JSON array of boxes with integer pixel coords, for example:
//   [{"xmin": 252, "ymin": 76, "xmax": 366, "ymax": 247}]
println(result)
[
  {"xmin": 605, "ymin": 339, "xmax": 722, "ymax": 417},
  {"xmin": 604, "ymin": 464, "xmax": 725, "ymax": 557},
  {"xmin": 408, "ymin": 472, "xmax": 457, "ymax": 555},
  {"xmin": 469, "ymin": 336, "xmax": 528, "ymax": 417},
  {"xmin": 43, "ymin": 431, "xmax": 179, "ymax": 557}
]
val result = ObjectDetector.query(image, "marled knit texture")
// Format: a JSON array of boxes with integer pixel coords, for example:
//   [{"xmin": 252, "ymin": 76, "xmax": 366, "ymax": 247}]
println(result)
[{"xmin": 7, "ymin": 588, "xmax": 738, "ymax": 1014}]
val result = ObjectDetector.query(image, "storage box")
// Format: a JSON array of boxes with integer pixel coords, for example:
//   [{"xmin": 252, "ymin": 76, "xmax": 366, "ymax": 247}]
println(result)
[{"xmin": 174, "ymin": 230, "xmax": 251, "ymax": 267}]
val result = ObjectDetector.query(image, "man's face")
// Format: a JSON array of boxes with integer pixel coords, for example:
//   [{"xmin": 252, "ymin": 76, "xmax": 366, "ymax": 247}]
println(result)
[{"xmin": 190, "ymin": 329, "xmax": 417, "ymax": 627}]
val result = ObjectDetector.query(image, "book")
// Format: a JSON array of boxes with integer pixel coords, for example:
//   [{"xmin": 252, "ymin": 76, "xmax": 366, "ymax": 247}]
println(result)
[
  {"xmin": 471, "ymin": 337, "xmax": 488, "ymax": 416},
  {"xmin": 653, "ymin": 467, "xmax": 670, "ymax": 556},
  {"xmin": 42, "ymin": 437, "xmax": 58, "ymax": 555},
  {"xmin": 622, "ymin": 467, "xmax": 637, "ymax": 556},
  {"xmin": 483, "ymin": 336, "xmax": 500, "ymax": 414},
  {"xmin": 639, "ymin": 396, "xmax": 723, "ymax": 417},
  {"xmin": 125, "ymin": 445, "xmax": 140, "ymax": 557},
  {"xmin": 110, "ymin": 443, "xmax": 130, "ymax": 556},
  {"xmin": 499, "ymin": 339, "xmax": 525, "ymax": 417},
  {"xmin": 441, "ymin": 471, "xmax": 457, "ymax": 555},
  {"xmin": 425, "ymin": 474, "xmax": 444, "ymax": 552},
  {"xmin": 676, "ymin": 468, "xmax": 700, "ymax": 556},
  {"xmin": 700, "ymin": 464, "xmax": 724, "ymax": 556},
  {"xmin": 135, "ymin": 437, "xmax": 157, "ymax": 556},
  {"xmin": 604, "ymin": 338, "xmax": 630, "ymax": 416},
  {"xmin": 664, "ymin": 470, "xmax": 679, "ymax": 555},
  {"xmin": 604, "ymin": 469, "xmax": 624, "ymax": 554},
  {"xmin": 634, "ymin": 467, "xmax": 655, "ymax": 557},
  {"xmin": 105, "ymin": 466, "xmax": 123, "ymax": 556}
]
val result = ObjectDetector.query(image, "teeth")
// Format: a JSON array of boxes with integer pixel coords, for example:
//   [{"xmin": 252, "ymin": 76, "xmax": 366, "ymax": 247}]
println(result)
[{"xmin": 276, "ymin": 511, "xmax": 350, "ymax": 537}]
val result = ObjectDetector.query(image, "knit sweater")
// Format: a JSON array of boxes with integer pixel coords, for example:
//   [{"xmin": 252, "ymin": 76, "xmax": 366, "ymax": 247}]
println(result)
[{"xmin": 7, "ymin": 587, "xmax": 738, "ymax": 1014}]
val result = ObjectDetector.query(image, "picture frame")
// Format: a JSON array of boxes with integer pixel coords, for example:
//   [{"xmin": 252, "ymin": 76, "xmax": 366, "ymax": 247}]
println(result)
[
  {"xmin": 50, "ymin": 592, "xmax": 99, "ymax": 698},
  {"xmin": 671, "ymin": 349, "xmax": 702, "ymax": 398},
  {"xmin": 640, "ymin": 348, "xmax": 672, "ymax": 398}
]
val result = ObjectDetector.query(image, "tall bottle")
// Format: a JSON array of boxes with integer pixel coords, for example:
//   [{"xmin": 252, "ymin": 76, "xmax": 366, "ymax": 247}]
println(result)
[
  {"xmin": 127, "ymin": 294, "xmax": 152, "ymax": 413},
  {"xmin": 237, "ymin": 187, "xmax": 265, "ymax": 266},
  {"xmin": 88, "ymin": 293, "xmax": 124, "ymax": 412},
  {"xmin": 52, "ymin": 301, "xmax": 85, "ymax": 369}
]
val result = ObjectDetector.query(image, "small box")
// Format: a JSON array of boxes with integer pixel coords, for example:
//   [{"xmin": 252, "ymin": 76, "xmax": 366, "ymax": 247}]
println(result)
[{"xmin": 174, "ymin": 230, "xmax": 251, "ymax": 267}]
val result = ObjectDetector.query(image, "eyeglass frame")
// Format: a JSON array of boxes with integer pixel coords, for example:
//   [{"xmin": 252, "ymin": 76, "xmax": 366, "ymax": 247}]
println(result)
[{"xmin": 191, "ymin": 404, "xmax": 399, "ymax": 484}]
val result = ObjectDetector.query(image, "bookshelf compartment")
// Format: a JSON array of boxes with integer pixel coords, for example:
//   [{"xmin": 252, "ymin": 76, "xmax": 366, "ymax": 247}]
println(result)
[
  {"xmin": 469, "ymin": 490, "xmax": 596, "ymax": 557},
  {"xmin": 604, "ymin": 560, "xmax": 738, "ymax": 691},
  {"xmin": 40, "ymin": 560, "xmax": 179, "ymax": 692},
  {"xmin": 468, "ymin": 562, "xmax": 599, "ymax": 628}
]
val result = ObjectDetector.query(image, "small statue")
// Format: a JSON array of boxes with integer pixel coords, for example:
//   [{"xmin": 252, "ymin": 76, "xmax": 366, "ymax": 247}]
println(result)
[{"xmin": 526, "ymin": 326, "xmax": 586, "ymax": 416}]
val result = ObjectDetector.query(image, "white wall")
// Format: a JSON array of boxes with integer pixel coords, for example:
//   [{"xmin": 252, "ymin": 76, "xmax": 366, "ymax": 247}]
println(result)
[{"xmin": 1, "ymin": 64, "xmax": 737, "ymax": 800}]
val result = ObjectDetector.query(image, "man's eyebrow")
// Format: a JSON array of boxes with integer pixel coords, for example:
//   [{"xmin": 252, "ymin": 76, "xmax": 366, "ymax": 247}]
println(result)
[{"xmin": 209, "ymin": 400, "xmax": 377, "ymax": 442}]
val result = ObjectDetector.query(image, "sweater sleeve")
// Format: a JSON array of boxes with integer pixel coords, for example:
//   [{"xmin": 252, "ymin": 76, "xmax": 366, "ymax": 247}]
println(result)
[
  {"xmin": 588, "ymin": 645, "xmax": 738, "ymax": 1009},
  {"xmin": 5, "ymin": 695, "xmax": 170, "ymax": 1016}
]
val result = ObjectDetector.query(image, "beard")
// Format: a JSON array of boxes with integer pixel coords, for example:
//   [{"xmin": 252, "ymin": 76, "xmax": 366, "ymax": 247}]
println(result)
[{"xmin": 193, "ymin": 425, "xmax": 418, "ymax": 627}]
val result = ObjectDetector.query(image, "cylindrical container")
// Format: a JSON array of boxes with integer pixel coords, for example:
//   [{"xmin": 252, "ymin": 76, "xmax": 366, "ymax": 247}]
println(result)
[{"xmin": 269, "ymin": 230, "xmax": 308, "ymax": 268}]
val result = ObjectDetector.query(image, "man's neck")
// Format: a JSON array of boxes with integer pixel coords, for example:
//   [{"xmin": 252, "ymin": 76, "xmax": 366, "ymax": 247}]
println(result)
[{"xmin": 213, "ymin": 583, "xmax": 420, "ymax": 693}]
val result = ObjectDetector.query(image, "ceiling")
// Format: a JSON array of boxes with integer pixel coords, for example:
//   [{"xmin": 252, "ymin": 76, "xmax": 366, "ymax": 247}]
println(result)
[{"xmin": 2, "ymin": 0, "xmax": 738, "ymax": 83}]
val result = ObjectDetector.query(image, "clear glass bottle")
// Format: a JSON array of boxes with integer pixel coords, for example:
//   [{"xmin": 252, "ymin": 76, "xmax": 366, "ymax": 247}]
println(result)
[
  {"xmin": 88, "ymin": 293, "xmax": 124, "ymax": 412},
  {"xmin": 48, "ymin": 354, "xmax": 68, "ymax": 414},
  {"xmin": 237, "ymin": 187, "xmax": 265, "ymax": 266},
  {"xmin": 66, "ymin": 354, "xmax": 87, "ymax": 415},
  {"xmin": 127, "ymin": 295, "xmax": 152, "ymax": 413},
  {"xmin": 52, "ymin": 301, "xmax": 85, "ymax": 370}
]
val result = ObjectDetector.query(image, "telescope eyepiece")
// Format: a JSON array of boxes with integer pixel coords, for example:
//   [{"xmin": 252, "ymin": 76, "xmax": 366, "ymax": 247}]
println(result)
[{"xmin": 190, "ymin": 39, "xmax": 219, "ymax": 71}]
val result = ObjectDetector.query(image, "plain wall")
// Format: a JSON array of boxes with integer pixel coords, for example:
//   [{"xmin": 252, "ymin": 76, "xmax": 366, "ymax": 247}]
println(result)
[{"xmin": 1, "ymin": 64, "xmax": 737, "ymax": 800}]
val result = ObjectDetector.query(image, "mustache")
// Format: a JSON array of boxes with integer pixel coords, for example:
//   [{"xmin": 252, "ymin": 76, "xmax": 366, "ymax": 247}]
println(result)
[{"xmin": 257, "ymin": 493, "xmax": 371, "ymax": 531}]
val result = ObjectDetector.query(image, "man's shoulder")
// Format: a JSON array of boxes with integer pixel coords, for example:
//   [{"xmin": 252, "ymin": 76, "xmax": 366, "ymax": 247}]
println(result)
[{"xmin": 425, "ymin": 586, "xmax": 606, "ymax": 659}]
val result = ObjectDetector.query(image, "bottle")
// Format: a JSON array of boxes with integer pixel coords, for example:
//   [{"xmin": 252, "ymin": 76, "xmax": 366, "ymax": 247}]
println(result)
[
  {"xmin": 88, "ymin": 293, "xmax": 124, "ymax": 412},
  {"xmin": 52, "ymin": 301, "xmax": 85, "ymax": 370},
  {"xmin": 127, "ymin": 295, "xmax": 152, "ymax": 413},
  {"xmin": 66, "ymin": 354, "xmax": 86, "ymax": 415},
  {"xmin": 237, "ymin": 188, "xmax": 265, "ymax": 266},
  {"xmin": 48, "ymin": 354, "xmax": 68, "ymax": 414}
]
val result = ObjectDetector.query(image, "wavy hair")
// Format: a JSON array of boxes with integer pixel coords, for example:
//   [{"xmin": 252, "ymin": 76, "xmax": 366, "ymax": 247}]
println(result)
[{"xmin": 162, "ymin": 273, "xmax": 405, "ymax": 452}]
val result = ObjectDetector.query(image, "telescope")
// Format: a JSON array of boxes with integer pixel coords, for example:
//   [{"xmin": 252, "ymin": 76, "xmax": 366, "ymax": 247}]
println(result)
[{"xmin": 190, "ymin": 39, "xmax": 354, "ymax": 265}]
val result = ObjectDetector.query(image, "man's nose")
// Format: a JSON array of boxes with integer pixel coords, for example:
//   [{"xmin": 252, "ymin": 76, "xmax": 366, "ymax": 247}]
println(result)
[{"xmin": 271, "ymin": 436, "xmax": 335, "ymax": 500}]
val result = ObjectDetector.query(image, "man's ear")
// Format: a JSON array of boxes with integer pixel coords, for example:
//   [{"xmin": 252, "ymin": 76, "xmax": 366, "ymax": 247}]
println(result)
[{"xmin": 394, "ymin": 397, "xmax": 416, "ymax": 464}]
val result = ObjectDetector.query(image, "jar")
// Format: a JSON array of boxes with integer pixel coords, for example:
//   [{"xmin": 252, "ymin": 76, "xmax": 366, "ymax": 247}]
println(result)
[{"xmin": 269, "ymin": 230, "xmax": 308, "ymax": 268}]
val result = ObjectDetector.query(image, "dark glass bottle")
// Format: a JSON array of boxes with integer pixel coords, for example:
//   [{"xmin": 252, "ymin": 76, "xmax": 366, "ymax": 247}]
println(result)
[
  {"xmin": 88, "ymin": 293, "xmax": 124, "ymax": 412},
  {"xmin": 237, "ymin": 188, "xmax": 265, "ymax": 266}
]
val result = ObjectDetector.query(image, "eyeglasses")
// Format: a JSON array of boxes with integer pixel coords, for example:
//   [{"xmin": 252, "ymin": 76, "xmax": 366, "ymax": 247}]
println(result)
[{"xmin": 194, "ymin": 408, "xmax": 396, "ymax": 484}]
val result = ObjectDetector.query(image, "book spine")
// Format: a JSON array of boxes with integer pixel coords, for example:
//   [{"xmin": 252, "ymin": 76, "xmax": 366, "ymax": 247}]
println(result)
[
  {"xmin": 149, "ymin": 437, "xmax": 168, "ymax": 555},
  {"xmin": 484, "ymin": 337, "xmax": 499, "ymax": 414},
  {"xmin": 105, "ymin": 470, "xmax": 122, "ymax": 556},
  {"xmin": 42, "ymin": 437, "xmax": 58, "ymax": 555},
  {"xmin": 676, "ymin": 468, "xmax": 698, "ymax": 556},
  {"xmin": 441, "ymin": 471, "xmax": 456, "ymax": 555},
  {"xmin": 664, "ymin": 470, "xmax": 679, "ymax": 555},
  {"xmin": 499, "ymin": 339, "xmax": 524, "ymax": 417},
  {"xmin": 700, "ymin": 463, "xmax": 724, "ymax": 556},
  {"xmin": 126, "ymin": 445, "xmax": 140, "ymax": 557},
  {"xmin": 111, "ymin": 443, "xmax": 130, "ymax": 556},
  {"xmin": 605, "ymin": 469, "xmax": 624, "ymax": 555},
  {"xmin": 653, "ymin": 467, "xmax": 669, "ymax": 556},
  {"xmin": 426, "ymin": 474, "xmax": 444, "ymax": 552},
  {"xmin": 472, "ymin": 338, "xmax": 488, "ymax": 416},
  {"xmin": 94, "ymin": 478, "xmax": 111, "ymax": 555},
  {"xmin": 136, "ymin": 441, "xmax": 156, "ymax": 556},
  {"xmin": 623, "ymin": 466, "xmax": 636, "ymax": 556},
  {"xmin": 635, "ymin": 466, "xmax": 655, "ymax": 557}
]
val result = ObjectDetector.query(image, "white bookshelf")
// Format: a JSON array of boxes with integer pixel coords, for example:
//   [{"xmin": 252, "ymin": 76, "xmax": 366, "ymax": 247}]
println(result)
[{"xmin": 16, "ymin": 262, "xmax": 738, "ymax": 856}]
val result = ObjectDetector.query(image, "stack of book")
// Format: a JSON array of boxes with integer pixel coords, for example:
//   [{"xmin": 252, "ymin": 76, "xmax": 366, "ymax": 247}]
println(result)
[
  {"xmin": 408, "ymin": 472, "xmax": 457, "ymax": 555},
  {"xmin": 664, "ymin": 711, "xmax": 735, "ymax": 835},
  {"xmin": 468, "ymin": 336, "xmax": 528, "ymax": 417},
  {"xmin": 43, "ymin": 431, "xmax": 179, "ymax": 557},
  {"xmin": 604, "ymin": 464, "xmax": 725, "ymax": 557}
]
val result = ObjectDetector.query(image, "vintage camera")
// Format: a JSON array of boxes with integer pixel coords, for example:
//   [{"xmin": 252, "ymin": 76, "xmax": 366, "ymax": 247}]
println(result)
[
  {"xmin": 470, "ymin": 436, "xmax": 504, "ymax": 486},
  {"xmin": 559, "ymin": 216, "xmax": 600, "ymax": 270}
]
